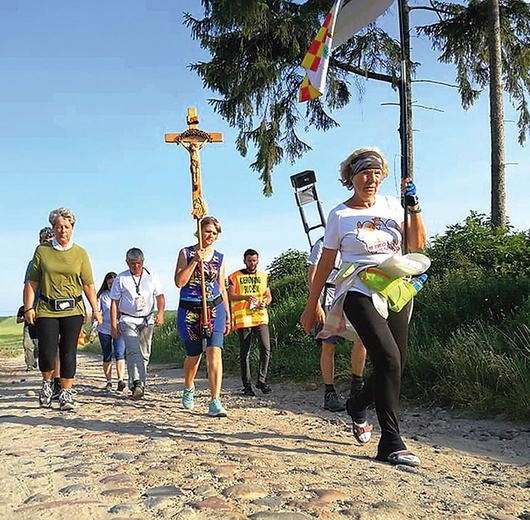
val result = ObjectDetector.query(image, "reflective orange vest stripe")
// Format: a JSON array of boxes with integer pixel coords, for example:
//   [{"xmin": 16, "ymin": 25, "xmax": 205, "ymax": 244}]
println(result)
[{"xmin": 228, "ymin": 270, "xmax": 269, "ymax": 330}]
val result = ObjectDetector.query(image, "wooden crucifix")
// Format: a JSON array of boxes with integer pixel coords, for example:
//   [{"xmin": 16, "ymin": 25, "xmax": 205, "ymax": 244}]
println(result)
[
  {"xmin": 165, "ymin": 108, "xmax": 223, "ymax": 342},
  {"xmin": 165, "ymin": 107, "xmax": 223, "ymax": 220}
]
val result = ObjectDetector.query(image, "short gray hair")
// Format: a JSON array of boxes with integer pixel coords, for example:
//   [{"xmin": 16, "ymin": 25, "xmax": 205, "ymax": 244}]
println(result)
[
  {"xmin": 126, "ymin": 248, "xmax": 144, "ymax": 261},
  {"xmin": 48, "ymin": 207, "xmax": 76, "ymax": 227}
]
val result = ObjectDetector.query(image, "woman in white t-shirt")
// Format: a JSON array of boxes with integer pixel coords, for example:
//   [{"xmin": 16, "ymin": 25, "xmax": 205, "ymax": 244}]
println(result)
[
  {"xmin": 301, "ymin": 147, "xmax": 427, "ymax": 467},
  {"xmin": 95, "ymin": 272, "xmax": 126, "ymax": 393}
]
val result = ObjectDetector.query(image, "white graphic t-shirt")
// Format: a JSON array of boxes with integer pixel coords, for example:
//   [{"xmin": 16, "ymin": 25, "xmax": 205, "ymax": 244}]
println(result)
[{"xmin": 323, "ymin": 195, "xmax": 404, "ymax": 296}]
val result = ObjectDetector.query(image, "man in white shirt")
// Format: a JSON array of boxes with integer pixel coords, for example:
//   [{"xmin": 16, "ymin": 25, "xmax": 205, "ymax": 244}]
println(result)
[
  {"xmin": 308, "ymin": 237, "xmax": 367, "ymax": 411},
  {"xmin": 110, "ymin": 248, "xmax": 165, "ymax": 400}
]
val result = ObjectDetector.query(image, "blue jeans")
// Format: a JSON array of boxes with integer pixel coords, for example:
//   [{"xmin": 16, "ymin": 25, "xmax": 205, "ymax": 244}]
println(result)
[{"xmin": 98, "ymin": 332, "xmax": 125, "ymax": 362}]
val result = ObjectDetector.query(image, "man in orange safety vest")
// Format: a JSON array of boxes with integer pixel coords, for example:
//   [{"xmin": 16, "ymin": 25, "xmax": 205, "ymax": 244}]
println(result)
[{"xmin": 228, "ymin": 249, "xmax": 273, "ymax": 396}]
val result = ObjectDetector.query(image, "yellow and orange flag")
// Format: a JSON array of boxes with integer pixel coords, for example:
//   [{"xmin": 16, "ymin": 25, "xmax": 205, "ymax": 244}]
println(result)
[
  {"xmin": 299, "ymin": 0, "xmax": 343, "ymax": 102},
  {"xmin": 299, "ymin": 0, "xmax": 394, "ymax": 103}
]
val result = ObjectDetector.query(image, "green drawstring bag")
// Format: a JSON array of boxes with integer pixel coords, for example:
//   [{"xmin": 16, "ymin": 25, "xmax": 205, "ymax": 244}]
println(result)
[{"xmin": 358, "ymin": 267, "xmax": 418, "ymax": 312}]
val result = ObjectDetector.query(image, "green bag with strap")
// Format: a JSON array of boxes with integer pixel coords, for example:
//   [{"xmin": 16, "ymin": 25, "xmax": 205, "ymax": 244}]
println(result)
[{"xmin": 358, "ymin": 267, "xmax": 418, "ymax": 312}]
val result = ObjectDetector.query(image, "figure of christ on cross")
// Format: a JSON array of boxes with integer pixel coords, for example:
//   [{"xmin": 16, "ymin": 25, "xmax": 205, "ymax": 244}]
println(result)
[{"xmin": 165, "ymin": 107, "xmax": 223, "ymax": 221}]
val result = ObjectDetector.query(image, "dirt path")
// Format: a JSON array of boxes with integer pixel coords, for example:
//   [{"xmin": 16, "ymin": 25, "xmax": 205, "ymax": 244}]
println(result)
[{"xmin": 0, "ymin": 352, "xmax": 529, "ymax": 520}]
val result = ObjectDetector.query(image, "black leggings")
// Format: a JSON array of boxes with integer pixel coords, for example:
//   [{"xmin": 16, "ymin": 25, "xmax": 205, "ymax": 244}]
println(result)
[
  {"xmin": 343, "ymin": 292, "xmax": 412, "ymax": 460},
  {"xmin": 36, "ymin": 315, "xmax": 84, "ymax": 379}
]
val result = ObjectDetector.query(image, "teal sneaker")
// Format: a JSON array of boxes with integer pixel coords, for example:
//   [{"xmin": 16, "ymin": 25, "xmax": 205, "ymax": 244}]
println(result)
[
  {"xmin": 182, "ymin": 386, "xmax": 195, "ymax": 410},
  {"xmin": 208, "ymin": 398, "xmax": 227, "ymax": 417}
]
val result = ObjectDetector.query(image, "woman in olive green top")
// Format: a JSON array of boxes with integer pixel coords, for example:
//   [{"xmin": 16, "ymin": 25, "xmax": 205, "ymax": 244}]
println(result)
[{"xmin": 23, "ymin": 207, "xmax": 102, "ymax": 411}]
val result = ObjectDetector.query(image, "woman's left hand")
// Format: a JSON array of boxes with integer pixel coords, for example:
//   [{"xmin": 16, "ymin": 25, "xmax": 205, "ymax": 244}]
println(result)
[
  {"xmin": 402, "ymin": 177, "xmax": 419, "ymax": 206},
  {"xmin": 224, "ymin": 320, "xmax": 231, "ymax": 336}
]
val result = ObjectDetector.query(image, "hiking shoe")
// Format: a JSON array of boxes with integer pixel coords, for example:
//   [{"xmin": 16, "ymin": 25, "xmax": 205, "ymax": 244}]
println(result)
[
  {"xmin": 182, "ymin": 386, "xmax": 195, "ymax": 409},
  {"xmin": 59, "ymin": 388, "xmax": 74, "ymax": 411},
  {"xmin": 105, "ymin": 382, "xmax": 113, "ymax": 393},
  {"xmin": 324, "ymin": 391, "xmax": 346, "ymax": 412},
  {"xmin": 39, "ymin": 379, "xmax": 53, "ymax": 408},
  {"xmin": 243, "ymin": 385, "xmax": 256, "ymax": 396},
  {"xmin": 116, "ymin": 380, "xmax": 126, "ymax": 392},
  {"xmin": 256, "ymin": 381, "xmax": 272, "ymax": 394},
  {"xmin": 208, "ymin": 398, "xmax": 227, "ymax": 417},
  {"xmin": 51, "ymin": 378, "xmax": 61, "ymax": 401},
  {"xmin": 132, "ymin": 381, "xmax": 144, "ymax": 401},
  {"xmin": 350, "ymin": 375, "xmax": 365, "ymax": 398}
]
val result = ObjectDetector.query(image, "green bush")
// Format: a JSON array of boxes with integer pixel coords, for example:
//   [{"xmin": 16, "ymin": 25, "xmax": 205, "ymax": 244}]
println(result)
[
  {"xmin": 267, "ymin": 249, "xmax": 308, "ymax": 283},
  {"xmin": 270, "ymin": 272, "xmax": 308, "ymax": 302},
  {"xmin": 427, "ymin": 211, "xmax": 530, "ymax": 279},
  {"xmin": 412, "ymin": 273, "xmax": 530, "ymax": 341},
  {"xmin": 405, "ymin": 322, "xmax": 530, "ymax": 420}
]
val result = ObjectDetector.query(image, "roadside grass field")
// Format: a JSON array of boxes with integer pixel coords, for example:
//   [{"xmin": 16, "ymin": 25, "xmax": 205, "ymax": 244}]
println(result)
[{"xmin": 0, "ymin": 316, "xmax": 22, "ymax": 357}]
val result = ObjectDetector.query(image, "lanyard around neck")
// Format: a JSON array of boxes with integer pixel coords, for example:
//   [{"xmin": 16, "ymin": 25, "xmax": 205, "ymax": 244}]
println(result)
[{"xmin": 130, "ymin": 269, "xmax": 143, "ymax": 295}]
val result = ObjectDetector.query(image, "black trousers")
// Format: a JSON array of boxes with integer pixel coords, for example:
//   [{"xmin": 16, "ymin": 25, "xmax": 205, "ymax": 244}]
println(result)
[
  {"xmin": 343, "ymin": 292, "xmax": 412, "ymax": 460},
  {"xmin": 237, "ymin": 324, "xmax": 271, "ymax": 386},
  {"xmin": 36, "ymin": 315, "xmax": 84, "ymax": 379}
]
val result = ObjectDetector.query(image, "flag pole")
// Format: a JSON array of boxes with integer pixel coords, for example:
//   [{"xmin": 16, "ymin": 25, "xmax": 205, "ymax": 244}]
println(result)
[{"xmin": 397, "ymin": 0, "xmax": 411, "ymax": 252}]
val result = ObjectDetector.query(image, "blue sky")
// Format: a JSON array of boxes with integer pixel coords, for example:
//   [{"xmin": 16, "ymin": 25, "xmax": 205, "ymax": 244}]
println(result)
[{"xmin": 0, "ymin": 0, "xmax": 528, "ymax": 315}]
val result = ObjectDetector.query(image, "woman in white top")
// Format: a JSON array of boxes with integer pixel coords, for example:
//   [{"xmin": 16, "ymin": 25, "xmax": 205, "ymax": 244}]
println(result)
[
  {"xmin": 301, "ymin": 147, "xmax": 427, "ymax": 467},
  {"xmin": 96, "ymin": 272, "xmax": 126, "ymax": 393}
]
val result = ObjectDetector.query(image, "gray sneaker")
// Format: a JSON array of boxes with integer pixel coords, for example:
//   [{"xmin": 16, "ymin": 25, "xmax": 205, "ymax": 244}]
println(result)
[
  {"xmin": 324, "ymin": 391, "xmax": 346, "ymax": 412},
  {"xmin": 132, "ymin": 381, "xmax": 144, "ymax": 401},
  {"xmin": 39, "ymin": 380, "xmax": 53, "ymax": 408},
  {"xmin": 59, "ymin": 388, "xmax": 74, "ymax": 411}
]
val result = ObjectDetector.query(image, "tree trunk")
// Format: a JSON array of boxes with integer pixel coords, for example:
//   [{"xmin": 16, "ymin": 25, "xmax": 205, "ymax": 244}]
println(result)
[{"xmin": 488, "ymin": 0, "xmax": 506, "ymax": 228}]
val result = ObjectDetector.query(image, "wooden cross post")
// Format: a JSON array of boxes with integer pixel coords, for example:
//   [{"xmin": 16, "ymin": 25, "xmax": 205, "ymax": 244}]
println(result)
[{"xmin": 165, "ymin": 108, "xmax": 223, "ymax": 342}]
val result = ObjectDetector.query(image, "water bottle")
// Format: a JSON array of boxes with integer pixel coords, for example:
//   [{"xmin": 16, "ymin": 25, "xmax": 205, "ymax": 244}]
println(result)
[{"xmin": 409, "ymin": 273, "xmax": 428, "ymax": 292}]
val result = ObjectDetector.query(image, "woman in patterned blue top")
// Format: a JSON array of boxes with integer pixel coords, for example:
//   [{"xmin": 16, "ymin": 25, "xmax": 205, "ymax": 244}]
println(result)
[{"xmin": 174, "ymin": 216, "xmax": 231, "ymax": 417}]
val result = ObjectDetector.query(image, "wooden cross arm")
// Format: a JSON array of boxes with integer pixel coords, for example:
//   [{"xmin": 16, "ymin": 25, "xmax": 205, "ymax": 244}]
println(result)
[{"xmin": 165, "ymin": 132, "xmax": 223, "ymax": 144}]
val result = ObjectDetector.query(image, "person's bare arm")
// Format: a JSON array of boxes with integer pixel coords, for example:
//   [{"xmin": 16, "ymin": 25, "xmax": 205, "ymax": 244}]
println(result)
[
  {"xmin": 110, "ymin": 299, "xmax": 120, "ymax": 340},
  {"xmin": 154, "ymin": 294, "xmax": 165, "ymax": 326},
  {"xmin": 174, "ymin": 248, "xmax": 199, "ymax": 288},
  {"xmin": 23, "ymin": 281, "xmax": 38, "ymax": 326},
  {"xmin": 300, "ymin": 247, "xmax": 336, "ymax": 333},
  {"xmin": 83, "ymin": 283, "xmax": 102, "ymax": 326}
]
